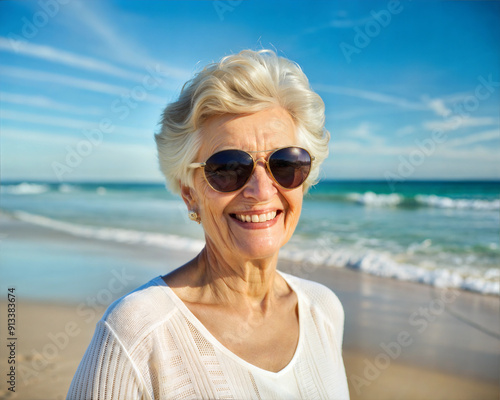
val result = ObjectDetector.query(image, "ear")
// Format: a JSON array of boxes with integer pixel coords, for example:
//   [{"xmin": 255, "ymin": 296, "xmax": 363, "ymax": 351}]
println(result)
[{"xmin": 180, "ymin": 182, "xmax": 197, "ymax": 211}]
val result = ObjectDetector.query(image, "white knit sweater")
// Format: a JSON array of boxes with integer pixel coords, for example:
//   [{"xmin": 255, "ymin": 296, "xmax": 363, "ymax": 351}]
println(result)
[{"xmin": 67, "ymin": 272, "xmax": 350, "ymax": 400}]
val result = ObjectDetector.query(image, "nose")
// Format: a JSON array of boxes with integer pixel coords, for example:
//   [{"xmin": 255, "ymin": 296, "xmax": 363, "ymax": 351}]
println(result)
[{"xmin": 242, "ymin": 159, "xmax": 277, "ymax": 200}]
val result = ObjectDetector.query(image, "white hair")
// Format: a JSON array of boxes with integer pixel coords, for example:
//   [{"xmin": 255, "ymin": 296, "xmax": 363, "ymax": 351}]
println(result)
[{"xmin": 155, "ymin": 49, "xmax": 329, "ymax": 194}]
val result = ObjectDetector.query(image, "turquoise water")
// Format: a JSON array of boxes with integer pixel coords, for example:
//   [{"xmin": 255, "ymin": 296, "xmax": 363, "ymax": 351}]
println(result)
[{"xmin": 1, "ymin": 180, "xmax": 499, "ymax": 295}]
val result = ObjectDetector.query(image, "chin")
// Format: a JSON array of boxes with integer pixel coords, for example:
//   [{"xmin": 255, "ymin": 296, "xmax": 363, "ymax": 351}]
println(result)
[{"xmin": 236, "ymin": 239, "xmax": 282, "ymax": 261}]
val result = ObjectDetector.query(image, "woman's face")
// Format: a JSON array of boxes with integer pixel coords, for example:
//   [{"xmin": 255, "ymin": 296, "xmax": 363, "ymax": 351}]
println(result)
[{"xmin": 182, "ymin": 106, "xmax": 304, "ymax": 261}]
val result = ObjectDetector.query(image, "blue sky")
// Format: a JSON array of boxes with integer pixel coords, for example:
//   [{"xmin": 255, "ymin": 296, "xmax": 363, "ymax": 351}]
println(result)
[{"xmin": 1, "ymin": 0, "xmax": 499, "ymax": 183}]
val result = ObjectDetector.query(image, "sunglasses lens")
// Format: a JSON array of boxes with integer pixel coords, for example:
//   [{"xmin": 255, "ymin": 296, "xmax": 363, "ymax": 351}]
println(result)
[
  {"xmin": 269, "ymin": 147, "xmax": 312, "ymax": 189},
  {"xmin": 204, "ymin": 150, "xmax": 254, "ymax": 192}
]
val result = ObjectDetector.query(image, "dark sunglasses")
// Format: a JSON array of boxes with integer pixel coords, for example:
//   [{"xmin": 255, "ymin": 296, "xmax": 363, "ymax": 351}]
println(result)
[{"xmin": 189, "ymin": 146, "xmax": 314, "ymax": 193}]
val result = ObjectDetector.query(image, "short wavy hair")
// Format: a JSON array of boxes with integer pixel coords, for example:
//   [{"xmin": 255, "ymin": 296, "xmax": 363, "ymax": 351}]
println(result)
[{"xmin": 155, "ymin": 49, "xmax": 329, "ymax": 194}]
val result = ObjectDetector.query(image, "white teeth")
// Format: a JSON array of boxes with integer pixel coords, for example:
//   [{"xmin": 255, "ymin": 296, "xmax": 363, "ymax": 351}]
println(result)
[{"xmin": 235, "ymin": 211, "xmax": 278, "ymax": 223}]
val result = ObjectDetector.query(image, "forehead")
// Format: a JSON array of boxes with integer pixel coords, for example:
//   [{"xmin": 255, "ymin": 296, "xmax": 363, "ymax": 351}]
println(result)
[{"xmin": 199, "ymin": 107, "xmax": 296, "ymax": 155}]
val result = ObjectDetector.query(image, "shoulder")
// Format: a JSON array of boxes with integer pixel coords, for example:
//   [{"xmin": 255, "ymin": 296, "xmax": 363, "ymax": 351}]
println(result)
[
  {"xmin": 280, "ymin": 271, "xmax": 346, "ymax": 348},
  {"xmin": 279, "ymin": 271, "xmax": 344, "ymax": 324},
  {"xmin": 100, "ymin": 276, "xmax": 178, "ymax": 347}
]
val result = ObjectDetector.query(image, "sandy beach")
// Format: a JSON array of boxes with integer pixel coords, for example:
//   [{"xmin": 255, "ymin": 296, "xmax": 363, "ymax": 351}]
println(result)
[{"xmin": 0, "ymin": 214, "xmax": 499, "ymax": 399}]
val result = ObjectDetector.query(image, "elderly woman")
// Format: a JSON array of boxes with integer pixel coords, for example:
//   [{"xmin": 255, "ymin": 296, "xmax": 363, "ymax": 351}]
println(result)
[{"xmin": 68, "ymin": 50, "xmax": 349, "ymax": 399}]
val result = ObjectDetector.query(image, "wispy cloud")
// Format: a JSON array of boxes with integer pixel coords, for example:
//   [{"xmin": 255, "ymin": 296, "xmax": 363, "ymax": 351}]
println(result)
[
  {"xmin": 330, "ymin": 141, "xmax": 498, "ymax": 166},
  {"xmin": 436, "ymin": 146, "xmax": 500, "ymax": 162},
  {"xmin": 326, "ymin": 108, "xmax": 374, "ymax": 121},
  {"xmin": 1, "ymin": 128, "xmax": 73, "ymax": 143},
  {"xmin": 2, "ymin": 128, "xmax": 163, "ymax": 181},
  {"xmin": 423, "ymin": 116, "xmax": 497, "ymax": 132},
  {"xmin": 348, "ymin": 122, "xmax": 385, "ymax": 145},
  {"xmin": 331, "ymin": 133, "xmax": 499, "ymax": 161},
  {"xmin": 1, "ymin": 92, "xmax": 102, "ymax": 116},
  {"xmin": 330, "ymin": 140, "xmax": 364, "ymax": 153},
  {"xmin": 304, "ymin": 10, "xmax": 374, "ymax": 34},
  {"xmin": 328, "ymin": 16, "xmax": 374, "ymax": 28},
  {"xmin": 3, "ymin": 109, "xmax": 97, "ymax": 130},
  {"xmin": 442, "ymin": 91, "xmax": 475, "ymax": 104},
  {"xmin": 422, "ymin": 97, "xmax": 452, "ymax": 117},
  {"xmin": 314, "ymin": 84, "xmax": 427, "ymax": 111},
  {"xmin": 65, "ymin": 1, "xmax": 190, "ymax": 80},
  {"xmin": 316, "ymin": 84, "xmax": 469, "ymax": 119},
  {"xmin": 2, "ymin": 66, "xmax": 126, "ymax": 96},
  {"xmin": 331, "ymin": 141, "xmax": 404, "ymax": 156},
  {"xmin": 0, "ymin": 37, "xmax": 145, "ymax": 82},
  {"xmin": 395, "ymin": 125, "xmax": 417, "ymax": 137},
  {"xmin": 2, "ymin": 110, "xmax": 153, "ymax": 139},
  {"xmin": 1, "ymin": 66, "xmax": 166, "ymax": 103},
  {"xmin": 446, "ymin": 130, "xmax": 500, "ymax": 148}
]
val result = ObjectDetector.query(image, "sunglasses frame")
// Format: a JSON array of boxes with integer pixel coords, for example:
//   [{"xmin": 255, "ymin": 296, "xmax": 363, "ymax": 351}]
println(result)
[{"xmin": 188, "ymin": 146, "xmax": 315, "ymax": 193}]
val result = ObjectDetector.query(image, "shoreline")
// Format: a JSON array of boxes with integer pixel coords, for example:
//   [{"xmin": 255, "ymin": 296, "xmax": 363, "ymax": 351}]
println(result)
[
  {"xmin": 0, "ymin": 214, "xmax": 499, "ymax": 399},
  {"xmin": 3, "ymin": 208, "xmax": 499, "ymax": 297}
]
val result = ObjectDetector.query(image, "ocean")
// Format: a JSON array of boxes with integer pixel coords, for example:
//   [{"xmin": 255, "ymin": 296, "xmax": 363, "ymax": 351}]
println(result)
[{"xmin": 1, "ymin": 180, "xmax": 499, "ymax": 296}]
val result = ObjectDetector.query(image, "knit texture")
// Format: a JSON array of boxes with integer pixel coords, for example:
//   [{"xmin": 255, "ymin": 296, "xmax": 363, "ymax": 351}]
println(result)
[{"xmin": 67, "ymin": 272, "xmax": 350, "ymax": 400}]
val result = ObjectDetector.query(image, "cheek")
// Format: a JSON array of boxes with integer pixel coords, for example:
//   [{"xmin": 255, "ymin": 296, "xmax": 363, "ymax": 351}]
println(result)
[
  {"xmin": 289, "ymin": 189, "xmax": 304, "ymax": 212},
  {"xmin": 192, "ymin": 174, "xmax": 217, "ymax": 211},
  {"xmin": 198, "ymin": 186, "xmax": 232, "ymax": 229},
  {"xmin": 199, "ymin": 191, "xmax": 220, "ymax": 220},
  {"xmin": 284, "ymin": 191, "xmax": 304, "ymax": 230}
]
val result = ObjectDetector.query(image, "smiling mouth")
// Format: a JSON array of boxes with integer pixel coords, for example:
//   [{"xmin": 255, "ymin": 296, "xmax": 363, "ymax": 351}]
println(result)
[{"xmin": 230, "ymin": 210, "xmax": 281, "ymax": 223}]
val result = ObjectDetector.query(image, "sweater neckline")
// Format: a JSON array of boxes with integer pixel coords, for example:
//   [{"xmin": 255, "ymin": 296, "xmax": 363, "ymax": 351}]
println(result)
[{"xmin": 153, "ymin": 271, "xmax": 304, "ymax": 377}]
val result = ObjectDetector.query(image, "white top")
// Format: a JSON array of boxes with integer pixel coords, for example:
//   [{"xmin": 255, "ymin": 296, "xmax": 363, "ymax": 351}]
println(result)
[{"xmin": 67, "ymin": 272, "xmax": 350, "ymax": 400}]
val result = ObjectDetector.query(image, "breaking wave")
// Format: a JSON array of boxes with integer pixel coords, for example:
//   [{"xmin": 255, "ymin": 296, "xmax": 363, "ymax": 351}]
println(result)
[
  {"xmin": 318, "ymin": 191, "xmax": 499, "ymax": 210},
  {"xmin": 9, "ymin": 211, "xmax": 499, "ymax": 296},
  {"xmin": 280, "ymin": 246, "xmax": 499, "ymax": 296},
  {"xmin": 415, "ymin": 195, "xmax": 500, "ymax": 210}
]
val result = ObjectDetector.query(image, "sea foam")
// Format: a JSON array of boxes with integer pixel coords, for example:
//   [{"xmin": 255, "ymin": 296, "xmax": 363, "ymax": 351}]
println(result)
[
  {"xmin": 12, "ymin": 211, "xmax": 205, "ymax": 253},
  {"xmin": 280, "ymin": 245, "xmax": 499, "ymax": 296},
  {"xmin": 10, "ymin": 211, "xmax": 500, "ymax": 296},
  {"xmin": 347, "ymin": 192, "xmax": 403, "ymax": 206},
  {"xmin": 1, "ymin": 183, "xmax": 50, "ymax": 195},
  {"xmin": 415, "ymin": 195, "xmax": 500, "ymax": 210},
  {"xmin": 341, "ymin": 191, "xmax": 499, "ymax": 210}
]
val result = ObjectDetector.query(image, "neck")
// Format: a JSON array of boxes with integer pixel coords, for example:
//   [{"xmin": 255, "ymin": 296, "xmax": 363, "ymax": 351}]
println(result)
[{"xmin": 192, "ymin": 242, "xmax": 283, "ymax": 310}]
